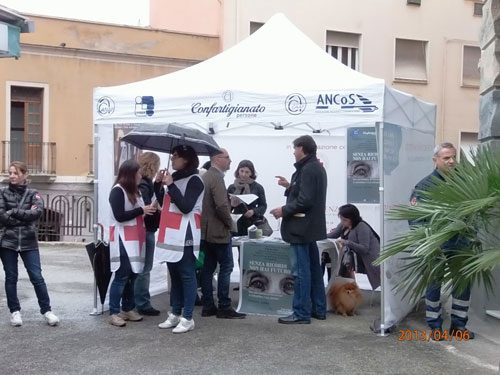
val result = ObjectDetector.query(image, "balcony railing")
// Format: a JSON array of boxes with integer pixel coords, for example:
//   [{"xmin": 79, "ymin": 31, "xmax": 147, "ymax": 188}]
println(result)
[{"xmin": 1, "ymin": 141, "xmax": 56, "ymax": 175}]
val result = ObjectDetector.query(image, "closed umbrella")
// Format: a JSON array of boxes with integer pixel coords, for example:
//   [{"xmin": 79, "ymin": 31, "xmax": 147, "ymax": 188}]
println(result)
[
  {"xmin": 121, "ymin": 123, "xmax": 220, "ymax": 156},
  {"xmin": 85, "ymin": 224, "xmax": 112, "ymax": 313}
]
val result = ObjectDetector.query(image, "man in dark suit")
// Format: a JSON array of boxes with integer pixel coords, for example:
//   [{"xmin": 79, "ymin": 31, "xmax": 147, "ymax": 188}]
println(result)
[
  {"xmin": 200, "ymin": 148, "xmax": 246, "ymax": 319},
  {"xmin": 271, "ymin": 135, "xmax": 327, "ymax": 324}
]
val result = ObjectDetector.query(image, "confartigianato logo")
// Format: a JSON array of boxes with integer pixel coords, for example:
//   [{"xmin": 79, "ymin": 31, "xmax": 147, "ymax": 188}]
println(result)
[
  {"xmin": 315, "ymin": 93, "xmax": 378, "ymax": 113},
  {"xmin": 191, "ymin": 102, "xmax": 266, "ymax": 119}
]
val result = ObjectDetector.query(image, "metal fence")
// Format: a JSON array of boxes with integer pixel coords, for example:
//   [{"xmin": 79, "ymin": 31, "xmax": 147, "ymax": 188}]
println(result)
[{"xmin": 38, "ymin": 194, "xmax": 94, "ymax": 242}]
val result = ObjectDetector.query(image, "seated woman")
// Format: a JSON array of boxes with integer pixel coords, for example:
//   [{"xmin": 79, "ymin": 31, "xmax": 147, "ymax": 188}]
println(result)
[
  {"xmin": 327, "ymin": 204, "xmax": 381, "ymax": 290},
  {"xmin": 227, "ymin": 160, "xmax": 268, "ymax": 236}
]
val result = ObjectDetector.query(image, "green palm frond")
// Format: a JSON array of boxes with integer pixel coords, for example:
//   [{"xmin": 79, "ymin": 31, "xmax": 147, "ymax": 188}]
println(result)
[{"xmin": 376, "ymin": 145, "xmax": 500, "ymax": 301}]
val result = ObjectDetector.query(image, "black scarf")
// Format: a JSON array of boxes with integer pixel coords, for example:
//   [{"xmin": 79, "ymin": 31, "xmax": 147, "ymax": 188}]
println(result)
[
  {"xmin": 171, "ymin": 167, "xmax": 198, "ymax": 181},
  {"xmin": 9, "ymin": 183, "xmax": 28, "ymax": 195}
]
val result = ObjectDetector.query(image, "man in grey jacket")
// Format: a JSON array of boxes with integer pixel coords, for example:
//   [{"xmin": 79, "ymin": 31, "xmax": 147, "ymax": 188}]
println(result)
[
  {"xmin": 200, "ymin": 148, "xmax": 245, "ymax": 319},
  {"xmin": 271, "ymin": 135, "xmax": 327, "ymax": 324}
]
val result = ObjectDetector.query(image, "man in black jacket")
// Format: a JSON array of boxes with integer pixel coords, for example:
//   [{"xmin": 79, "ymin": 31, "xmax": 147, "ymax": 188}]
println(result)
[{"xmin": 271, "ymin": 135, "xmax": 327, "ymax": 324}]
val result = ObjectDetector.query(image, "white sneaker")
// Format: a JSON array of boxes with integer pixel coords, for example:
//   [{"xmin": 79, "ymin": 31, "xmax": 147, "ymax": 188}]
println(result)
[
  {"xmin": 158, "ymin": 312, "xmax": 180, "ymax": 329},
  {"xmin": 10, "ymin": 311, "xmax": 22, "ymax": 327},
  {"xmin": 172, "ymin": 317, "xmax": 195, "ymax": 334},
  {"xmin": 44, "ymin": 311, "xmax": 60, "ymax": 326}
]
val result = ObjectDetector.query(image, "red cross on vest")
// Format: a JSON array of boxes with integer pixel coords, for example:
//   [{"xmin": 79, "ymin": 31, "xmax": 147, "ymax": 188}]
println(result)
[
  {"xmin": 110, "ymin": 216, "xmax": 146, "ymax": 254},
  {"xmin": 158, "ymin": 194, "xmax": 183, "ymax": 243}
]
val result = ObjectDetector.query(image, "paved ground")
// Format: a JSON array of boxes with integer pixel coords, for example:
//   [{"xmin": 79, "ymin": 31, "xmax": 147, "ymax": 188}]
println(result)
[{"xmin": 0, "ymin": 245, "xmax": 499, "ymax": 375}]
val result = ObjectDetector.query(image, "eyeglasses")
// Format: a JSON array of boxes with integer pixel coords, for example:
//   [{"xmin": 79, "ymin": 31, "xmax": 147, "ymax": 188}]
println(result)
[{"xmin": 216, "ymin": 155, "xmax": 230, "ymax": 159}]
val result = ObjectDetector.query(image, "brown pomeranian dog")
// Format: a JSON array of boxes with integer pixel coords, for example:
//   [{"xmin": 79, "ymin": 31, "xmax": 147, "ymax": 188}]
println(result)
[{"xmin": 327, "ymin": 281, "xmax": 363, "ymax": 316}]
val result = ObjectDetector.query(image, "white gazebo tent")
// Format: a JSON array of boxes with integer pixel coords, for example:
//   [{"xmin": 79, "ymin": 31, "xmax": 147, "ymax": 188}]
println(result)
[{"xmin": 93, "ymin": 13, "xmax": 436, "ymax": 333}]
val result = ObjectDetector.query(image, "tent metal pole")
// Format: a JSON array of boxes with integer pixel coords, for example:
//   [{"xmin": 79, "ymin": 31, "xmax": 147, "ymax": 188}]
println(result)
[
  {"xmin": 376, "ymin": 121, "xmax": 389, "ymax": 336},
  {"xmin": 89, "ymin": 124, "xmax": 99, "ymax": 316}
]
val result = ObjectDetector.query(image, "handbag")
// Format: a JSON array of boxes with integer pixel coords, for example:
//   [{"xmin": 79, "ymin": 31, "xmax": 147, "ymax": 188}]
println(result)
[
  {"xmin": 338, "ymin": 246, "xmax": 356, "ymax": 278},
  {"xmin": 253, "ymin": 216, "xmax": 273, "ymax": 237}
]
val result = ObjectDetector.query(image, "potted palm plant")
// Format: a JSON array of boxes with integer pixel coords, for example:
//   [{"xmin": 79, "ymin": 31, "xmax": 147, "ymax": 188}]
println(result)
[{"xmin": 375, "ymin": 145, "xmax": 500, "ymax": 302}]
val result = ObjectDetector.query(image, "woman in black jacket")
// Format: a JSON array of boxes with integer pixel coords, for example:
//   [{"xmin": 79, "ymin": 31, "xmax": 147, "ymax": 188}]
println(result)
[
  {"xmin": 227, "ymin": 160, "xmax": 268, "ymax": 236},
  {"xmin": 0, "ymin": 161, "xmax": 59, "ymax": 327},
  {"xmin": 134, "ymin": 152, "xmax": 161, "ymax": 316}
]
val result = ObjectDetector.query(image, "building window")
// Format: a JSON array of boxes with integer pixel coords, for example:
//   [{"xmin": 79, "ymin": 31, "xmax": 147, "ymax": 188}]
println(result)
[
  {"xmin": 394, "ymin": 38, "xmax": 428, "ymax": 82},
  {"xmin": 250, "ymin": 22, "xmax": 264, "ymax": 35},
  {"xmin": 326, "ymin": 30, "xmax": 360, "ymax": 71},
  {"xmin": 473, "ymin": 2, "xmax": 483, "ymax": 16},
  {"xmin": 462, "ymin": 45, "xmax": 481, "ymax": 87},
  {"xmin": 10, "ymin": 86, "xmax": 44, "ymax": 171},
  {"xmin": 460, "ymin": 132, "xmax": 479, "ymax": 162}
]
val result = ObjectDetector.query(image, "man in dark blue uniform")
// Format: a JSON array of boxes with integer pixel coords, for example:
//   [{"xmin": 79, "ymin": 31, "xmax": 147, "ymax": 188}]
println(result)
[{"xmin": 410, "ymin": 142, "xmax": 474, "ymax": 339}]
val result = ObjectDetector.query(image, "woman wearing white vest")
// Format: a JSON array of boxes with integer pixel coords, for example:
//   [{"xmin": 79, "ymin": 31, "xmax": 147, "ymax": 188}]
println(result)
[
  {"xmin": 108, "ymin": 160, "xmax": 157, "ymax": 327},
  {"xmin": 156, "ymin": 145, "xmax": 204, "ymax": 333}
]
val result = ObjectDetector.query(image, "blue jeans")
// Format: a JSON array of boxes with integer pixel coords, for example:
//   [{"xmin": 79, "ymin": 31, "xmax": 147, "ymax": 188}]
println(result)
[
  {"xmin": 134, "ymin": 231, "xmax": 155, "ymax": 310},
  {"xmin": 201, "ymin": 241, "xmax": 234, "ymax": 310},
  {"xmin": 290, "ymin": 242, "xmax": 326, "ymax": 320},
  {"xmin": 167, "ymin": 248, "xmax": 197, "ymax": 320},
  {"xmin": 0, "ymin": 248, "xmax": 52, "ymax": 314},
  {"xmin": 109, "ymin": 239, "xmax": 137, "ymax": 315}
]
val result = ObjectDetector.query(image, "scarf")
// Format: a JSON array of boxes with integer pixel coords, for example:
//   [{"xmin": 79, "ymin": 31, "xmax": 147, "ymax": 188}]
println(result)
[
  {"xmin": 171, "ymin": 167, "xmax": 198, "ymax": 181},
  {"xmin": 9, "ymin": 182, "xmax": 28, "ymax": 195},
  {"xmin": 233, "ymin": 177, "xmax": 254, "ymax": 194}
]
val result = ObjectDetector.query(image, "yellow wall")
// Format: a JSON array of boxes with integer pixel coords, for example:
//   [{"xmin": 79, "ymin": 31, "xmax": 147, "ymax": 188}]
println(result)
[
  {"xmin": 219, "ymin": 0, "xmax": 481, "ymax": 148},
  {"xmin": 0, "ymin": 15, "xmax": 219, "ymax": 178}
]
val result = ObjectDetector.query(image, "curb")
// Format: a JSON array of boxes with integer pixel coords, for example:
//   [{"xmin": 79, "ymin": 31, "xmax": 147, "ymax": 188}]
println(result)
[{"xmin": 40, "ymin": 242, "xmax": 88, "ymax": 248}]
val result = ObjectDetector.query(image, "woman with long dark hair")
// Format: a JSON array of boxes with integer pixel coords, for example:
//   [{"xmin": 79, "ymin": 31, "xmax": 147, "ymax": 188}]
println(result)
[
  {"xmin": 227, "ymin": 160, "xmax": 267, "ymax": 236},
  {"xmin": 156, "ymin": 145, "xmax": 204, "ymax": 334},
  {"xmin": 0, "ymin": 161, "xmax": 59, "ymax": 326},
  {"xmin": 108, "ymin": 159, "xmax": 156, "ymax": 327},
  {"xmin": 327, "ymin": 204, "xmax": 381, "ymax": 289}
]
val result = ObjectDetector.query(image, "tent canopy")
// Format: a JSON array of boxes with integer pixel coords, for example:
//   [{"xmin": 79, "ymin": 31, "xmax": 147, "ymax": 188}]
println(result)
[
  {"xmin": 93, "ymin": 13, "xmax": 438, "ymax": 332},
  {"xmin": 93, "ymin": 13, "xmax": 435, "ymax": 133}
]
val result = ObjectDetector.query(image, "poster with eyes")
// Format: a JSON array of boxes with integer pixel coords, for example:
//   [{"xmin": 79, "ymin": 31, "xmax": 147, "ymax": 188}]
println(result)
[
  {"xmin": 346, "ymin": 127, "xmax": 379, "ymax": 203},
  {"xmin": 237, "ymin": 240, "xmax": 294, "ymax": 316}
]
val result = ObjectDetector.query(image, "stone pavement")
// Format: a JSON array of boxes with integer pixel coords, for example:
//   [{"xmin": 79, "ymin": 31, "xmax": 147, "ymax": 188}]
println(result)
[{"xmin": 0, "ymin": 245, "xmax": 498, "ymax": 375}]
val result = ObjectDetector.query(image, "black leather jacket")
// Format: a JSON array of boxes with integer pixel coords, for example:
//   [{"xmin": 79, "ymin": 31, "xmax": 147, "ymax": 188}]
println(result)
[{"xmin": 0, "ymin": 183, "xmax": 43, "ymax": 251}]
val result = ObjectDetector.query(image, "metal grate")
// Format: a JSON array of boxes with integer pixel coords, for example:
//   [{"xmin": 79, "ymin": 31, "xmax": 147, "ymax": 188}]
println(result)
[{"xmin": 37, "ymin": 194, "xmax": 94, "ymax": 242}]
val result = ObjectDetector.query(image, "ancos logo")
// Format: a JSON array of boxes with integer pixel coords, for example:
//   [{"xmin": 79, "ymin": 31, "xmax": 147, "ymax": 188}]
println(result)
[{"xmin": 316, "ymin": 94, "xmax": 378, "ymax": 113}]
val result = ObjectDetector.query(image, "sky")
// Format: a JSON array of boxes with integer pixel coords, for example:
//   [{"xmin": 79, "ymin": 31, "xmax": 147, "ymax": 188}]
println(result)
[{"xmin": 1, "ymin": 0, "xmax": 150, "ymax": 26}]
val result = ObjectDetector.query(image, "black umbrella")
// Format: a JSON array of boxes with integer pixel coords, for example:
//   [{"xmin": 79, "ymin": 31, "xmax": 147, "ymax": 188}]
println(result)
[
  {"xmin": 86, "ymin": 224, "xmax": 112, "ymax": 311},
  {"xmin": 121, "ymin": 123, "xmax": 221, "ymax": 156}
]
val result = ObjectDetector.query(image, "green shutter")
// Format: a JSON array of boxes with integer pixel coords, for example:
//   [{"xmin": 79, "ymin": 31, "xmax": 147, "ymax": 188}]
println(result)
[{"xmin": 0, "ymin": 22, "xmax": 21, "ymax": 58}]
